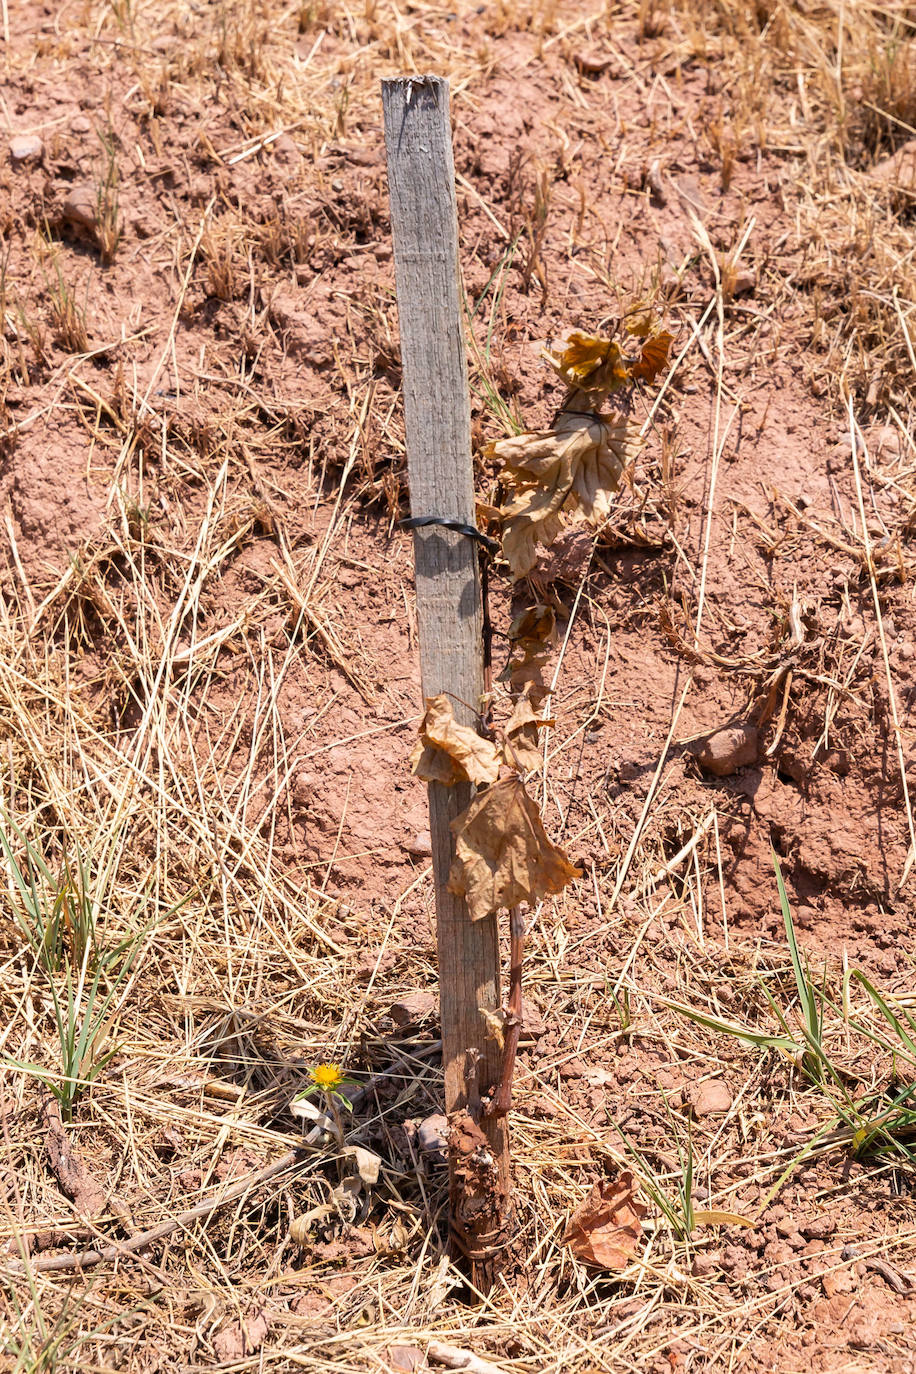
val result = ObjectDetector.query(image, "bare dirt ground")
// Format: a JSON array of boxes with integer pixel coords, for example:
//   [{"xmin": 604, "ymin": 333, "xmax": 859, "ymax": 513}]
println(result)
[{"xmin": 2, "ymin": 1, "xmax": 916, "ymax": 1370}]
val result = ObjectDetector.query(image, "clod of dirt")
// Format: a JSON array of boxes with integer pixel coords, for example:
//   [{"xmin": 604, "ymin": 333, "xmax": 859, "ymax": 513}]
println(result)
[
  {"xmin": 62, "ymin": 184, "xmax": 99, "ymax": 234},
  {"xmin": 691, "ymin": 1251, "xmax": 721, "ymax": 1277},
  {"xmin": 9, "ymin": 135, "xmax": 43, "ymax": 164},
  {"xmin": 689, "ymin": 1078, "xmax": 733, "ymax": 1117},
  {"xmin": 390, "ymin": 990, "xmax": 437, "ymax": 1028},
  {"xmin": 213, "ymin": 1310, "xmax": 268, "ymax": 1362},
  {"xmin": 869, "ymin": 138, "xmax": 916, "ymax": 192},
  {"xmin": 694, "ymin": 724, "xmax": 759, "ymax": 776},
  {"xmin": 573, "ymin": 51, "xmax": 613, "ymax": 77}
]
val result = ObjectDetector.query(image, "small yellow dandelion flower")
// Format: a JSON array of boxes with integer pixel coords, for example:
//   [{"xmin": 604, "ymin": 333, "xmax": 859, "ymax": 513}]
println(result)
[{"xmin": 310, "ymin": 1062, "xmax": 344, "ymax": 1090}]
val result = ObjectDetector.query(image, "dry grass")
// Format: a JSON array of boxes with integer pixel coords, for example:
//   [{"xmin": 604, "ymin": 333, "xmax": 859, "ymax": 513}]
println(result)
[{"xmin": 2, "ymin": 0, "xmax": 916, "ymax": 1371}]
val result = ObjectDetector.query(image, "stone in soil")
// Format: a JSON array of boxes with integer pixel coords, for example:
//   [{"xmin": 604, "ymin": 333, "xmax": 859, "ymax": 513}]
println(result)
[
  {"xmin": 9, "ymin": 135, "xmax": 43, "ymax": 163},
  {"xmin": 62, "ymin": 184, "xmax": 99, "ymax": 232},
  {"xmin": 694, "ymin": 724, "xmax": 759, "ymax": 776},
  {"xmin": 689, "ymin": 1078, "xmax": 733, "ymax": 1117},
  {"xmin": 389, "ymin": 990, "xmax": 436, "ymax": 1027}
]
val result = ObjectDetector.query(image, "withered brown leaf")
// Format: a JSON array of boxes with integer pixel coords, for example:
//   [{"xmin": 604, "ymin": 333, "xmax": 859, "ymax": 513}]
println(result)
[
  {"xmin": 498, "ymin": 604, "xmax": 556, "ymax": 705},
  {"xmin": 410, "ymin": 695, "xmax": 501, "ymax": 788},
  {"xmin": 563, "ymin": 1172, "xmax": 647, "ymax": 1270},
  {"xmin": 630, "ymin": 330, "xmax": 674, "ymax": 384},
  {"xmin": 502, "ymin": 694, "xmax": 550, "ymax": 774},
  {"xmin": 447, "ymin": 776, "xmax": 579, "ymax": 922},
  {"xmin": 489, "ymin": 411, "xmax": 634, "ymax": 579},
  {"xmin": 544, "ymin": 331, "xmax": 631, "ymax": 396}
]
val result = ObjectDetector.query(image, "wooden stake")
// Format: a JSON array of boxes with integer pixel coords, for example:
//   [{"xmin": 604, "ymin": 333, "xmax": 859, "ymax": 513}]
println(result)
[{"xmin": 382, "ymin": 75, "xmax": 508, "ymax": 1272}]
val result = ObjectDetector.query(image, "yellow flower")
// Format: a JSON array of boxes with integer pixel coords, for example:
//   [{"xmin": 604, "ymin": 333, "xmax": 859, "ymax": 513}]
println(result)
[{"xmin": 310, "ymin": 1062, "xmax": 344, "ymax": 1090}]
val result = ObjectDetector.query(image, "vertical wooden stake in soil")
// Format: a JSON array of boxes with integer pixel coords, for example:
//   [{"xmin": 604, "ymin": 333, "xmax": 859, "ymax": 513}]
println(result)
[{"xmin": 382, "ymin": 75, "xmax": 509, "ymax": 1273}]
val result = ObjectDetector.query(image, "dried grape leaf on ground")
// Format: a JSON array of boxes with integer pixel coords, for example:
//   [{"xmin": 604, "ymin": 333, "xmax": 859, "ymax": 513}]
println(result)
[{"xmin": 563, "ymin": 1171, "xmax": 647, "ymax": 1271}]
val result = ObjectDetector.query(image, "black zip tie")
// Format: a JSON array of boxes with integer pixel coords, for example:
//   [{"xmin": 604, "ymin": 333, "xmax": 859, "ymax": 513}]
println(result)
[{"xmin": 399, "ymin": 515, "xmax": 499, "ymax": 555}]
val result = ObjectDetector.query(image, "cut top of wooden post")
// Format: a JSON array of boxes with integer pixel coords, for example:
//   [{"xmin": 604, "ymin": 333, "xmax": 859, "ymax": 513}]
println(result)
[{"xmin": 380, "ymin": 75, "xmax": 483, "ymax": 726}]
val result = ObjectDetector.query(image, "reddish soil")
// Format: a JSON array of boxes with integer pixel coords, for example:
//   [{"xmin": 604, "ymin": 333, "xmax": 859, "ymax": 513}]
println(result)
[{"xmin": 3, "ymin": 2, "xmax": 916, "ymax": 1370}]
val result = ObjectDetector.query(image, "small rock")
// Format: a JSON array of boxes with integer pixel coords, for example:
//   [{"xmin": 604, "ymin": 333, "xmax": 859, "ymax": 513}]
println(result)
[
  {"xmin": 389, "ymin": 990, "xmax": 437, "ymax": 1028},
  {"xmin": 689, "ymin": 1078, "xmax": 733, "ymax": 1117},
  {"xmin": 691, "ymin": 1251, "xmax": 721, "ymax": 1278},
  {"xmin": 731, "ymin": 268, "xmax": 756, "ymax": 296},
  {"xmin": 9, "ymin": 135, "xmax": 43, "ymax": 164},
  {"xmin": 869, "ymin": 423, "xmax": 902, "ymax": 457},
  {"xmin": 417, "ymin": 1114, "xmax": 449, "ymax": 1161},
  {"xmin": 519, "ymin": 1003, "xmax": 548, "ymax": 1044},
  {"xmin": 869, "ymin": 137, "xmax": 916, "ymax": 192},
  {"xmin": 694, "ymin": 724, "xmax": 758, "ymax": 776},
  {"xmin": 387, "ymin": 1346, "xmax": 427, "ymax": 1374},
  {"xmin": 62, "ymin": 184, "xmax": 99, "ymax": 233},
  {"xmin": 70, "ymin": 115, "xmax": 92, "ymax": 134},
  {"xmin": 573, "ymin": 50, "xmax": 613, "ymax": 76},
  {"xmin": 404, "ymin": 830, "xmax": 432, "ymax": 858}
]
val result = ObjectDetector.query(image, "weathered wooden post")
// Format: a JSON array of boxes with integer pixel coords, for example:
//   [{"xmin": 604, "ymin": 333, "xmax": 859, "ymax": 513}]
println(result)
[{"xmin": 381, "ymin": 74, "xmax": 509, "ymax": 1276}]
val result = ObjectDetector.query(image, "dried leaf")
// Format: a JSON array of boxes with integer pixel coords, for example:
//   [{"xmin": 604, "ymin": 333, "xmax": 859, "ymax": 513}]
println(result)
[
  {"xmin": 498, "ymin": 604, "xmax": 556, "ymax": 703},
  {"xmin": 502, "ymin": 694, "xmax": 550, "ymax": 773},
  {"xmin": 545, "ymin": 332, "xmax": 631, "ymax": 395},
  {"xmin": 630, "ymin": 330, "xmax": 674, "ymax": 384},
  {"xmin": 490, "ymin": 411, "xmax": 634, "ymax": 578},
  {"xmin": 508, "ymin": 604, "xmax": 556, "ymax": 646},
  {"xmin": 499, "ymin": 485, "xmax": 566, "ymax": 581},
  {"xmin": 448, "ymin": 776, "xmax": 579, "ymax": 922},
  {"xmin": 410, "ymin": 695, "xmax": 501, "ymax": 788},
  {"xmin": 563, "ymin": 1172, "xmax": 646, "ymax": 1270},
  {"xmin": 479, "ymin": 1005, "xmax": 506, "ymax": 1050}
]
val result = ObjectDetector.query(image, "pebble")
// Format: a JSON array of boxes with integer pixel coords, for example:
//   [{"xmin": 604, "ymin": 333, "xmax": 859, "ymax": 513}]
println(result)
[
  {"xmin": 417, "ymin": 1113, "xmax": 449, "ymax": 1160},
  {"xmin": 386, "ymin": 1347, "xmax": 426, "ymax": 1374},
  {"xmin": 9, "ymin": 134, "xmax": 43, "ymax": 164},
  {"xmin": 689, "ymin": 1077, "xmax": 733, "ymax": 1117},
  {"xmin": 573, "ymin": 50, "xmax": 613, "ymax": 76},
  {"xmin": 694, "ymin": 723, "xmax": 758, "ymax": 776},
  {"xmin": 731, "ymin": 268, "xmax": 756, "ymax": 296},
  {"xmin": 404, "ymin": 830, "xmax": 432, "ymax": 858},
  {"xmin": 62, "ymin": 184, "xmax": 99, "ymax": 232},
  {"xmin": 389, "ymin": 991, "xmax": 436, "ymax": 1028},
  {"xmin": 71, "ymin": 115, "xmax": 92, "ymax": 134}
]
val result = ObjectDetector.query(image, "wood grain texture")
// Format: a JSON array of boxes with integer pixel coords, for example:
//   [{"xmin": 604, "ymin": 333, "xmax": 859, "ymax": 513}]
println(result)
[{"xmin": 381, "ymin": 76, "xmax": 507, "ymax": 1197}]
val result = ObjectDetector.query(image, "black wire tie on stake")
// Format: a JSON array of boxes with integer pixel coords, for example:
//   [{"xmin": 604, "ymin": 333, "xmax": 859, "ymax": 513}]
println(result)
[{"xmin": 400, "ymin": 515, "xmax": 499, "ymax": 555}]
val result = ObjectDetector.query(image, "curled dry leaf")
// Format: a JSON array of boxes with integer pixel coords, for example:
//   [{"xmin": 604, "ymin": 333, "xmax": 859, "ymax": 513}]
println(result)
[
  {"xmin": 498, "ymin": 603, "xmax": 556, "ymax": 703},
  {"xmin": 410, "ymin": 694, "xmax": 501, "ymax": 788},
  {"xmin": 502, "ymin": 693, "xmax": 550, "ymax": 774},
  {"xmin": 631, "ymin": 330, "xmax": 674, "ymax": 384},
  {"xmin": 447, "ymin": 776, "xmax": 579, "ymax": 922},
  {"xmin": 489, "ymin": 410, "xmax": 634, "ymax": 579},
  {"xmin": 544, "ymin": 331, "xmax": 631, "ymax": 396},
  {"xmin": 563, "ymin": 1171, "xmax": 647, "ymax": 1270}
]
